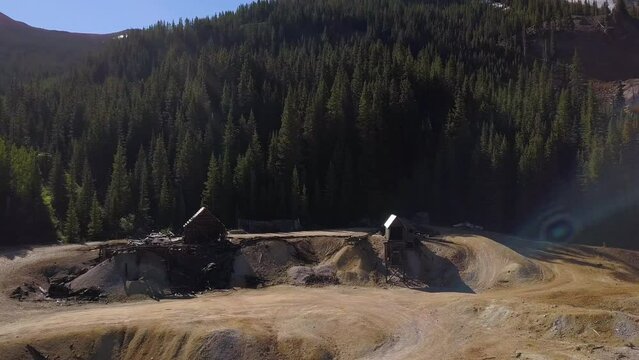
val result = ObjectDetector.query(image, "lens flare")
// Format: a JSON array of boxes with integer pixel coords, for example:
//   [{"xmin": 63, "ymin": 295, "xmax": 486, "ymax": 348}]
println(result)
[{"xmin": 540, "ymin": 215, "xmax": 576, "ymax": 243}]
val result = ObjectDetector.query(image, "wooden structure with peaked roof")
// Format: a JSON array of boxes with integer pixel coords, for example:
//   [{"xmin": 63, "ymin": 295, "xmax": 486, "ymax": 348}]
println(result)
[
  {"xmin": 383, "ymin": 214, "xmax": 418, "ymax": 281},
  {"xmin": 183, "ymin": 207, "xmax": 227, "ymax": 245}
]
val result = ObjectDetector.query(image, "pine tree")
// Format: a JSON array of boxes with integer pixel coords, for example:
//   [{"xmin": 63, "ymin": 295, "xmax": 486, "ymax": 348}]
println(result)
[
  {"xmin": 276, "ymin": 88, "xmax": 301, "ymax": 178},
  {"xmin": 445, "ymin": 89, "xmax": 471, "ymax": 143},
  {"xmin": 237, "ymin": 60, "xmax": 256, "ymax": 115},
  {"xmin": 326, "ymin": 67, "xmax": 351, "ymax": 139},
  {"xmin": 77, "ymin": 159, "xmax": 94, "ymax": 238},
  {"xmin": 133, "ymin": 146, "xmax": 148, "ymax": 203},
  {"xmin": 290, "ymin": 167, "xmax": 302, "ymax": 218},
  {"xmin": 64, "ymin": 197, "xmax": 81, "ymax": 243},
  {"xmin": 137, "ymin": 162, "xmax": 152, "ymax": 228},
  {"xmin": 174, "ymin": 128, "xmax": 203, "ymax": 216},
  {"xmin": 158, "ymin": 178, "xmax": 174, "ymax": 228},
  {"xmin": 356, "ymin": 83, "xmax": 375, "ymax": 147},
  {"xmin": 48, "ymin": 154, "xmax": 67, "ymax": 220},
  {"xmin": 221, "ymin": 81, "xmax": 233, "ymax": 117},
  {"xmin": 105, "ymin": 141, "xmax": 131, "ymax": 229},
  {"xmin": 88, "ymin": 193, "xmax": 104, "ymax": 241},
  {"xmin": 202, "ymin": 154, "xmax": 220, "ymax": 212},
  {"xmin": 569, "ymin": 51, "xmax": 585, "ymax": 104},
  {"xmin": 151, "ymin": 137, "xmax": 170, "ymax": 218}
]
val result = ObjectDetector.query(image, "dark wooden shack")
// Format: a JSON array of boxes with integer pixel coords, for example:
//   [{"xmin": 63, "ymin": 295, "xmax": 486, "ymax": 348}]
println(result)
[
  {"xmin": 183, "ymin": 207, "xmax": 227, "ymax": 245},
  {"xmin": 383, "ymin": 214, "xmax": 418, "ymax": 278},
  {"xmin": 383, "ymin": 214, "xmax": 417, "ymax": 245}
]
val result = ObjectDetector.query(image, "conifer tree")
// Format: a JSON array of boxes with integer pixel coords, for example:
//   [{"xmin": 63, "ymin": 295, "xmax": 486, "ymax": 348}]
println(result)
[
  {"xmin": 202, "ymin": 154, "xmax": 220, "ymax": 212},
  {"xmin": 77, "ymin": 159, "xmax": 94, "ymax": 237},
  {"xmin": 152, "ymin": 138, "xmax": 168, "ymax": 193},
  {"xmin": 48, "ymin": 154, "xmax": 67, "ymax": 219},
  {"xmin": 326, "ymin": 67, "xmax": 351, "ymax": 138},
  {"xmin": 88, "ymin": 193, "xmax": 104, "ymax": 241},
  {"xmin": 137, "ymin": 162, "xmax": 152, "ymax": 228},
  {"xmin": 158, "ymin": 178, "xmax": 174, "ymax": 227},
  {"xmin": 237, "ymin": 60, "xmax": 256, "ymax": 115},
  {"xmin": 445, "ymin": 89, "xmax": 471, "ymax": 143},
  {"xmin": 105, "ymin": 141, "xmax": 131, "ymax": 229},
  {"xmin": 277, "ymin": 88, "xmax": 301, "ymax": 178},
  {"xmin": 569, "ymin": 51, "xmax": 585, "ymax": 104},
  {"xmin": 64, "ymin": 197, "xmax": 81, "ymax": 243},
  {"xmin": 290, "ymin": 167, "xmax": 302, "ymax": 218}
]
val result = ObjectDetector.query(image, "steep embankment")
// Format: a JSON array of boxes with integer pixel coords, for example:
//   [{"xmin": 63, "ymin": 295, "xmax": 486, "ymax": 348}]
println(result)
[{"xmin": 1, "ymin": 232, "xmax": 639, "ymax": 359}]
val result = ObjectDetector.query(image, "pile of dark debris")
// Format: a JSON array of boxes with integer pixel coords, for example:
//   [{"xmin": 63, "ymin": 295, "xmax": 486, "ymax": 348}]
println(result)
[
  {"xmin": 11, "ymin": 266, "xmax": 104, "ymax": 302},
  {"xmin": 9, "ymin": 208, "xmax": 235, "ymax": 303}
]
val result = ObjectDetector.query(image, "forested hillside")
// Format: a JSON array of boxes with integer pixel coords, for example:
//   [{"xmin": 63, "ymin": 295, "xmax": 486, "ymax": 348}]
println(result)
[
  {"xmin": 1, "ymin": 0, "xmax": 638, "ymax": 245},
  {"xmin": 0, "ymin": 12, "xmax": 112, "ymax": 92}
]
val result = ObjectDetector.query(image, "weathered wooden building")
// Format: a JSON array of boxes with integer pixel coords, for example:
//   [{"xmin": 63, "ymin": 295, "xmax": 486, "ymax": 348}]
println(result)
[
  {"xmin": 183, "ymin": 207, "xmax": 227, "ymax": 245},
  {"xmin": 384, "ymin": 214, "xmax": 417, "ymax": 244},
  {"xmin": 383, "ymin": 214, "xmax": 418, "ymax": 277}
]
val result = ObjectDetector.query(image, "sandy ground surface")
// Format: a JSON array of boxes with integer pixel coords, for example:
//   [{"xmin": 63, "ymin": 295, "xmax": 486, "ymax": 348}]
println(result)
[{"xmin": 0, "ymin": 231, "xmax": 638, "ymax": 359}]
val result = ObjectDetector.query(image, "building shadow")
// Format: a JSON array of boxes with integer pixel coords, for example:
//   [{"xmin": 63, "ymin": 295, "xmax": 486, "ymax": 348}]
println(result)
[{"xmin": 392, "ymin": 241, "xmax": 475, "ymax": 294}]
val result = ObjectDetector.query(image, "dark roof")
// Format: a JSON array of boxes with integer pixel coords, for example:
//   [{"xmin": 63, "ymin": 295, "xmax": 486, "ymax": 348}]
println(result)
[
  {"xmin": 183, "ymin": 207, "xmax": 223, "ymax": 228},
  {"xmin": 383, "ymin": 214, "xmax": 415, "ymax": 231}
]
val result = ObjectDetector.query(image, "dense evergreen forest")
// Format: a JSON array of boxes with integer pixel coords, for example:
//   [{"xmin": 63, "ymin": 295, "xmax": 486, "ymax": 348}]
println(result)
[{"xmin": 1, "ymin": 0, "xmax": 639, "ymax": 244}]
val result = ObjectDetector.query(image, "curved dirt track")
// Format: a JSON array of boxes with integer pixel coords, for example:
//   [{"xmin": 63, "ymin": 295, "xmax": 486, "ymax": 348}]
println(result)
[{"xmin": 1, "ymin": 232, "xmax": 638, "ymax": 360}]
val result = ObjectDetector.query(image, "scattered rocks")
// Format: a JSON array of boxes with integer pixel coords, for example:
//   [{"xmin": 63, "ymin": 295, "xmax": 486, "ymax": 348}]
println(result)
[
  {"xmin": 288, "ymin": 265, "xmax": 338, "ymax": 286},
  {"xmin": 9, "ymin": 286, "xmax": 29, "ymax": 301},
  {"xmin": 9, "ymin": 283, "xmax": 41, "ymax": 301}
]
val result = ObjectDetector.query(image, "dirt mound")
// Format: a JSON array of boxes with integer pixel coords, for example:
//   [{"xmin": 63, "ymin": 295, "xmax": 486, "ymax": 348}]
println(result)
[
  {"xmin": 287, "ymin": 265, "xmax": 338, "ymax": 285},
  {"xmin": 230, "ymin": 237, "xmax": 384, "ymax": 287},
  {"xmin": 320, "ymin": 240, "xmax": 385, "ymax": 285},
  {"xmin": 231, "ymin": 240, "xmax": 300, "ymax": 287},
  {"xmin": 68, "ymin": 251, "xmax": 169, "ymax": 298},
  {"xmin": 422, "ymin": 234, "xmax": 546, "ymax": 292}
]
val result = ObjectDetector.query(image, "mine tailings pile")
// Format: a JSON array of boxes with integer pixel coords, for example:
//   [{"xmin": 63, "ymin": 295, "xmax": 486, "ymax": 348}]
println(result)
[
  {"xmin": 49, "ymin": 207, "xmax": 238, "ymax": 300},
  {"xmin": 27, "ymin": 209, "xmax": 460, "ymax": 302}
]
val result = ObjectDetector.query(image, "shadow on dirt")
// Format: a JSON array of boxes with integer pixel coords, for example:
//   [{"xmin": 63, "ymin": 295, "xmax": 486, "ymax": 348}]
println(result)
[
  {"xmin": 399, "ymin": 241, "xmax": 475, "ymax": 294},
  {"xmin": 448, "ymin": 229, "xmax": 639, "ymax": 284},
  {"xmin": 526, "ymin": 243, "xmax": 639, "ymax": 282},
  {"xmin": 0, "ymin": 246, "xmax": 33, "ymax": 260}
]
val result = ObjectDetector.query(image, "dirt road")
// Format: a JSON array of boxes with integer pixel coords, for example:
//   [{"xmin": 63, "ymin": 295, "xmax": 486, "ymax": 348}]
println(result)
[{"xmin": 0, "ymin": 232, "xmax": 638, "ymax": 359}]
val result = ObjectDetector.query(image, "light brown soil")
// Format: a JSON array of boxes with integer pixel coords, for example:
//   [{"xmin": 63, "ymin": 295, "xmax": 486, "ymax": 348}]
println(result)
[{"xmin": 1, "ymin": 231, "xmax": 638, "ymax": 360}]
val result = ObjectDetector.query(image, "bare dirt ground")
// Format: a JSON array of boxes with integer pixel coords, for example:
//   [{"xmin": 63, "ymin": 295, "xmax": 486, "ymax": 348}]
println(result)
[{"xmin": 1, "ymin": 231, "xmax": 638, "ymax": 360}]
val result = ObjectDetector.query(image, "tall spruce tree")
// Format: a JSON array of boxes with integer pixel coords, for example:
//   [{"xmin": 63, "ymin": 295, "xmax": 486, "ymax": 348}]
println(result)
[{"xmin": 105, "ymin": 141, "xmax": 131, "ymax": 229}]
